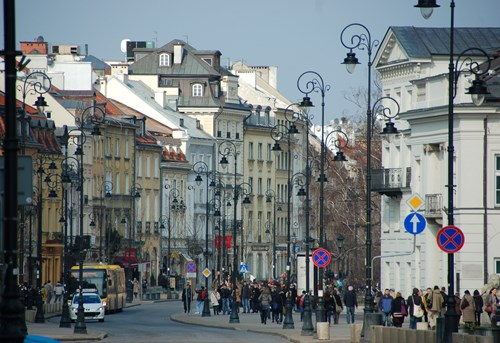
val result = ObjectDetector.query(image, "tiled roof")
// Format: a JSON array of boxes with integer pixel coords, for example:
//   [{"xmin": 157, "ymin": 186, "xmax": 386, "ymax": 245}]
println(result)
[{"xmin": 390, "ymin": 27, "xmax": 500, "ymax": 58}]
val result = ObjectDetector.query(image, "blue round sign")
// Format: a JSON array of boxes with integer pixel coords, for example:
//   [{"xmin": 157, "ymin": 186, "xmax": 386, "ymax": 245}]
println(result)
[
  {"xmin": 437, "ymin": 225, "xmax": 464, "ymax": 253},
  {"xmin": 186, "ymin": 262, "xmax": 196, "ymax": 273},
  {"xmin": 404, "ymin": 212, "xmax": 427, "ymax": 235},
  {"xmin": 312, "ymin": 248, "xmax": 331, "ymax": 268}
]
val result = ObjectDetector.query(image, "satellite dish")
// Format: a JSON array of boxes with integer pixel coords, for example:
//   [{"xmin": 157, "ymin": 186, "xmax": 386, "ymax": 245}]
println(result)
[{"xmin": 120, "ymin": 39, "xmax": 131, "ymax": 53}]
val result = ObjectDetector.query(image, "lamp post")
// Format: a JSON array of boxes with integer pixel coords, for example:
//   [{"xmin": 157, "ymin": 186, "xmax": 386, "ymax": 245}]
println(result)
[
  {"xmin": 340, "ymin": 23, "xmax": 382, "ymax": 336},
  {"xmin": 413, "ymin": 2, "xmax": 492, "ymax": 341},
  {"xmin": 193, "ymin": 161, "xmax": 215, "ymax": 317},
  {"xmin": 337, "ymin": 234, "xmax": 345, "ymax": 279},
  {"xmin": 32, "ymin": 154, "xmax": 57, "ymax": 323},
  {"xmin": 296, "ymin": 71, "xmax": 331, "ymax": 303},
  {"xmin": 70, "ymin": 105, "xmax": 105, "ymax": 334},
  {"xmin": 265, "ymin": 190, "xmax": 280, "ymax": 280},
  {"xmin": 215, "ymin": 180, "xmax": 232, "ymax": 282},
  {"xmin": 270, "ymin": 105, "xmax": 301, "ymax": 330},
  {"xmin": 98, "ymin": 181, "xmax": 113, "ymax": 262},
  {"xmin": 219, "ymin": 140, "xmax": 252, "ymax": 324}
]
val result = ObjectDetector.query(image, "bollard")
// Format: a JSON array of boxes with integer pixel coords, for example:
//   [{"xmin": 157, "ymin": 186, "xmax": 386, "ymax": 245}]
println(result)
[{"xmin": 316, "ymin": 322, "xmax": 330, "ymax": 340}]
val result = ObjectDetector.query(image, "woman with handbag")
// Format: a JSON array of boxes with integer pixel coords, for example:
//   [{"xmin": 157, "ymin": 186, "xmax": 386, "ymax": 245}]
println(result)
[
  {"xmin": 485, "ymin": 287, "xmax": 498, "ymax": 319},
  {"xmin": 407, "ymin": 288, "xmax": 425, "ymax": 329},
  {"xmin": 473, "ymin": 289, "xmax": 484, "ymax": 325},
  {"xmin": 332, "ymin": 288, "xmax": 343, "ymax": 325},
  {"xmin": 391, "ymin": 291, "xmax": 407, "ymax": 328}
]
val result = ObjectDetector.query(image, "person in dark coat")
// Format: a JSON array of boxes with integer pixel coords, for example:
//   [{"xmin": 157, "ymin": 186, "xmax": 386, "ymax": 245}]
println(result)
[
  {"xmin": 332, "ymin": 288, "xmax": 343, "ymax": 325},
  {"xmin": 181, "ymin": 283, "xmax": 193, "ymax": 313},
  {"xmin": 391, "ymin": 291, "xmax": 407, "ymax": 328},
  {"xmin": 473, "ymin": 289, "xmax": 484, "ymax": 326},
  {"xmin": 407, "ymin": 288, "xmax": 425, "ymax": 329},
  {"xmin": 343, "ymin": 285, "xmax": 358, "ymax": 324}
]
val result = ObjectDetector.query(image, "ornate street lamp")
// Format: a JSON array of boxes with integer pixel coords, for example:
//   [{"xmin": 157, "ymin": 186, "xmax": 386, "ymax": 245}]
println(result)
[
  {"xmin": 70, "ymin": 105, "xmax": 105, "ymax": 334},
  {"xmin": 193, "ymin": 161, "xmax": 215, "ymax": 317},
  {"xmin": 219, "ymin": 140, "xmax": 252, "ymax": 324},
  {"xmin": 340, "ymin": 23, "xmax": 383, "ymax": 336},
  {"xmin": 98, "ymin": 181, "xmax": 113, "ymax": 262},
  {"xmin": 413, "ymin": 2, "xmax": 492, "ymax": 341}
]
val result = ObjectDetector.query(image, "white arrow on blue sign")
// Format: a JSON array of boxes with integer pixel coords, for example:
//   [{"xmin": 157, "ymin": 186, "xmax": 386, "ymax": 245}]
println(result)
[{"xmin": 404, "ymin": 212, "xmax": 427, "ymax": 235}]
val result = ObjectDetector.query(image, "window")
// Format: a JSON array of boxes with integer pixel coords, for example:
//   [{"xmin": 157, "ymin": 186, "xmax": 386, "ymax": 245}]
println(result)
[
  {"xmin": 258, "ymin": 178, "xmax": 262, "ymax": 195},
  {"xmin": 416, "ymin": 83, "xmax": 426, "ymax": 102},
  {"xmin": 146, "ymin": 156, "xmax": 151, "ymax": 177},
  {"xmin": 257, "ymin": 143, "xmax": 263, "ymax": 160},
  {"xmin": 154, "ymin": 157, "xmax": 159, "ymax": 178},
  {"xmin": 159, "ymin": 53, "xmax": 170, "ymax": 67},
  {"xmin": 264, "ymin": 109, "xmax": 270, "ymax": 126},
  {"xmin": 248, "ymin": 142, "xmax": 254, "ymax": 160},
  {"xmin": 192, "ymin": 83, "xmax": 203, "ymax": 97},
  {"xmin": 115, "ymin": 138, "xmax": 120, "ymax": 158},
  {"xmin": 496, "ymin": 258, "xmax": 500, "ymax": 274},
  {"xmin": 267, "ymin": 178, "xmax": 271, "ymax": 192},
  {"xmin": 496, "ymin": 155, "xmax": 500, "ymax": 205},
  {"xmin": 124, "ymin": 138, "xmax": 130, "ymax": 158},
  {"xmin": 267, "ymin": 144, "xmax": 272, "ymax": 161}
]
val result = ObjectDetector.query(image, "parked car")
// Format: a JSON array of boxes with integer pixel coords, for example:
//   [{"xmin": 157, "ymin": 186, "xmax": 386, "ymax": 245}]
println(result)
[{"xmin": 70, "ymin": 292, "xmax": 105, "ymax": 322}]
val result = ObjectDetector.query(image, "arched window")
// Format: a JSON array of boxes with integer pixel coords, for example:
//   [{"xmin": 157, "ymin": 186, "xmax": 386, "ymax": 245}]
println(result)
[
  {"xmin": 192, "ymin": 83, "xmax": 203, "ymax": 97},
  {"xmin": 159, "ymin": 53, "xmax": 170, "ymax": 67}
]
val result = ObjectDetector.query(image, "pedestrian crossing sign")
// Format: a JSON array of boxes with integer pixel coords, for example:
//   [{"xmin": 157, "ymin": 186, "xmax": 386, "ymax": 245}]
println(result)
[{"xmin": 239, "ymin": 263, "xmax": 249, "ymax": 274}]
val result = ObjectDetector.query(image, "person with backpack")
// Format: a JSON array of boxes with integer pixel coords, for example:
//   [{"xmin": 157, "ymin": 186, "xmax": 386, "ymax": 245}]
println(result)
[{"xmin": 379, "ymin": 288, "xmax": 394, "ymax": 326}]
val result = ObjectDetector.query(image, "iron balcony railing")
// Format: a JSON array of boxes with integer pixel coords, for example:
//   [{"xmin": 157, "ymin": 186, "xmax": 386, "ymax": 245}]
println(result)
[
  {"xmin": 371, "ymin": 167, "xmax": 411, "ymax": 196},
  {"xmin": 425, "ymin": 193, "xmax": 443, "ymax": 218}
]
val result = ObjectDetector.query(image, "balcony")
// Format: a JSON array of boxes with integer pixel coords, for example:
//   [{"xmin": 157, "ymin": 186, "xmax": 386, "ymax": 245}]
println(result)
[
  {"xmin": 371, "ymin": 167, "xmax": 411, "ymax": 197},
  {"xmin": 425, "ymin": 193, "xmax": 443, "ymax": 218}
]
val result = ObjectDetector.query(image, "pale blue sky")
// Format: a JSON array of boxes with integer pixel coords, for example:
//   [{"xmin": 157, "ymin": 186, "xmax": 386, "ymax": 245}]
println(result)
[{"xmin": 5, "ymin": 0, "xmax": 500, "ymax": 122}]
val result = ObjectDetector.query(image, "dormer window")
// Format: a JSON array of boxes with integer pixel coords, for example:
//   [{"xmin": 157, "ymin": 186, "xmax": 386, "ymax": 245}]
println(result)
[
  {"xmin": 192, "ymin": 83, "xmax": 203, "ymax": 97},
  {"xmin": 159, "ymin": 53, "xmax": 170, "ymax": 67}
]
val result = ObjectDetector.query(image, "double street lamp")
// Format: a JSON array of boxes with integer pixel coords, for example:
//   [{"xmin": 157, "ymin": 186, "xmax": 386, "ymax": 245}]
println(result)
[
  {"xmin": 193, "ymin": 161, "xmax": 215, "ymax": 317},
  {"xmin": 98, "ymin": 181, "xmax": 113, "ymax": 262},
  {"xmin": 413, "ymin": 2, "xmax": 492, "ymax": 342},
  {"xmin": 219, "ymin": 140, "xmax": 252, "ymax": 324},
  {"xmin": 70, "ymin": 105, "xmax": 105, "ymax": 334}
]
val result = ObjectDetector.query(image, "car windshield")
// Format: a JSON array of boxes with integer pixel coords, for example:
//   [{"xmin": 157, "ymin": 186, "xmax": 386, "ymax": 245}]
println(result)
[{"xmin": 73, "ymin": 294, "xmax": 101, "ymax": 304}]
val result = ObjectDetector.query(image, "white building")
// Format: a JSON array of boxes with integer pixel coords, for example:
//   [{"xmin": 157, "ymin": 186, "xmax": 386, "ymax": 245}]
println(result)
[{"xmin": 374, "ymin": 26, "xmax": 500, "ymax": 296}]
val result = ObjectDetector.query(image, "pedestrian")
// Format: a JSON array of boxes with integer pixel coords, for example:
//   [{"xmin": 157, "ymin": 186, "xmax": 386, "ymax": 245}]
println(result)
[
  {"xmin": 210, "ymin": 288, "xmax": 220, "ymax": 315},
  {"xmin": 251, "ymin": 283, "xmax": 261, "ymax": 313},
  {"xmin": 485, "ymin": 287, "xmax": 498, "ymax": 319},
  {"xmin": 454, "ymin": 292, "xmax": 462, "ymax": 327},
  {"xmin": 379, "ymin": 288, "xmax": 393, "ymax": 326},
  {"xmin": 428, "ymin": 285, "xmax": 445, "ymax": 329},
  {"xmin": 221, "ymin": 284, "xmax": 231, "ymax": 315},
  {"xmin": 142, "ymin": 278, "xmax": 148, "ymax": 293},
  {"xmin": 235, "ymin": 284, "xmax": 241, "ymax": 313},
  {"xmin": 241, "ymin": 281, "xmax": 251, "ymax": 313},
  {"xmin": 473, "ymin": 289, "xmax": 484, "ymax": 326},
  {"xmin": 423, "ymin": 287, "xmax": 432, "ymax": 327},
  {"xmin": 407, "ymin": 288, "xmax": 425, "ymax": 329},
  {"xmin": 44, "ymin": 280, "xmax": 53, "ymax": 304},
  {"xmin": 332, "ymin": 288, "xmax": 343, "ymax": 325},
  {"xmin": 343, "ymin": 285, "xmax": 358, "ymax": 324},
  {"xmin": 133, "ymin": 278, "xmax": 140, "ymax": 299},
  {"xmin": 324, "ymin": 288, "xmax": 334, "ymax": 325},
  {"xmin": 391, "ymin": 291, "xmax": 407, "ymax": 328},
  {"xmin": 460, "ymin": 290, "xmax": 476, "ymax": 327},
  {"xmin": 195, "ymin": 286, "xmax": 205, "ymax": 314},
  {"xmin": 181, "ymin": 283, "xmax": 192, "ymax": 313},
  {"xmin": 258, "ymin": 284, "xmax": 272, "ymax": 325},
  {"xmin": 54, "ymin": 281, "xmax": 64, "ymax": 303}
]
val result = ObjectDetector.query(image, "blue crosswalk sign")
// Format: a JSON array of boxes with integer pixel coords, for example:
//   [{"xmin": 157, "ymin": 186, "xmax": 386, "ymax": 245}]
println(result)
[
  {"xmin": 404, "ymin": 212, "xmax": 426, "ymax": 235},
  {"xmin": 239, "ymin": 264, "xmax": 249, "ymax": 274}
]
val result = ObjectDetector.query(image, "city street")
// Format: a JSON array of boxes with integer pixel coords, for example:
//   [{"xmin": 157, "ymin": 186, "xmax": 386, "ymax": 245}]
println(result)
[{"xmin": 43, "ymin": 301, "xmax": 293, "ymax": 343}]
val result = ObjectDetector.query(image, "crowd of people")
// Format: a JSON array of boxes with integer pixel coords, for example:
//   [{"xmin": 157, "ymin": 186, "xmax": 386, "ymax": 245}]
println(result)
[
  {"xmin": 181, "ymin": 278, "xmax": 500, "ymax": 329},
  {"xmin": 374, "ymin": 286, "xmax": 499, "ymax": 329}
]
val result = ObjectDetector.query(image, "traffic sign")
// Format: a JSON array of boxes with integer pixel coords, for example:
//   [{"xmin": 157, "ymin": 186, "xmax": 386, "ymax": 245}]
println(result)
[
  {"xmin": 312, "ymin": 248, "xmax": 331, "ymax": 268},
  {"xmin": 437, "ymin": 225, "xmax": 465, "ymax": 253},
  {"xmin": 404, "ymin": 212, "xmax": 427, "ymax": 235},
  {"xmin": 202, "ymin": 268, "xmax": 211, "ymax": 278},
  {"xmin": 239, "ymin": 263, "xmax": 249, "ymax": 274},
  {"xmin": 186, "ymin": 261, "xmax": 196, "ymax": 273},
  {"xmin": 407, "ymin": 193, "xmax": 424, "ymax": 212}
]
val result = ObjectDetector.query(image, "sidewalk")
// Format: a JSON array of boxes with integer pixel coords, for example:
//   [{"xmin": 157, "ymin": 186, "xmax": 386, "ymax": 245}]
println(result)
[{"xmin": 170, "ymin": 309, "xmax": 356, "ymax": 343}]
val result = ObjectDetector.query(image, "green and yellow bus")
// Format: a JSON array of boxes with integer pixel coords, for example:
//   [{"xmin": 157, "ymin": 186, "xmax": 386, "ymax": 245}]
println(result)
[{"xmin": 70, "ymin": 264, "xmax": 126, "ymax": 313}]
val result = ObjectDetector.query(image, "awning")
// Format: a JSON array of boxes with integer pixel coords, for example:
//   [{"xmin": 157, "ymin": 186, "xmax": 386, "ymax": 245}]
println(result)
[
  {"xmin": 180, "ymin": 252, "xmax": 193, "ymax": 262},
  {"xmin": 112, "ymin": 256, "xmax": 138, "ymax": 269}
]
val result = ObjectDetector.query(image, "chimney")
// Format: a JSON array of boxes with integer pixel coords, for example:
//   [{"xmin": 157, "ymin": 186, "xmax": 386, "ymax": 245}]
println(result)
[
  {"xmin": 141, "ymin": 117, "xmax": 147, "ymax": 137},
  {"xmin": 174, "ymin": 43, "xmax": 183, "ymax": 64}
]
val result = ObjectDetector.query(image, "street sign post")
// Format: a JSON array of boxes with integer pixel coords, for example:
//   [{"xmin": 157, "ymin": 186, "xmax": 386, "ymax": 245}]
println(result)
[
  {"xmin": 312, "ymin": 248, "xmax": 331, "ymax": 268},
  {"xmin": 437, "ymin": 225, "xmax": 465, "ymax": 253},
  {"xmin": 404, "ymin": 212, "xmax": 427, "ymax": 235}
]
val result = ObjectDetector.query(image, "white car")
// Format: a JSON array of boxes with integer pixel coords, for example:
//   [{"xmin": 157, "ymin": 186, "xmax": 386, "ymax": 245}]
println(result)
[{"xmin": 70, "ymin": 292, "xmax": 105, "ymax": 322}]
